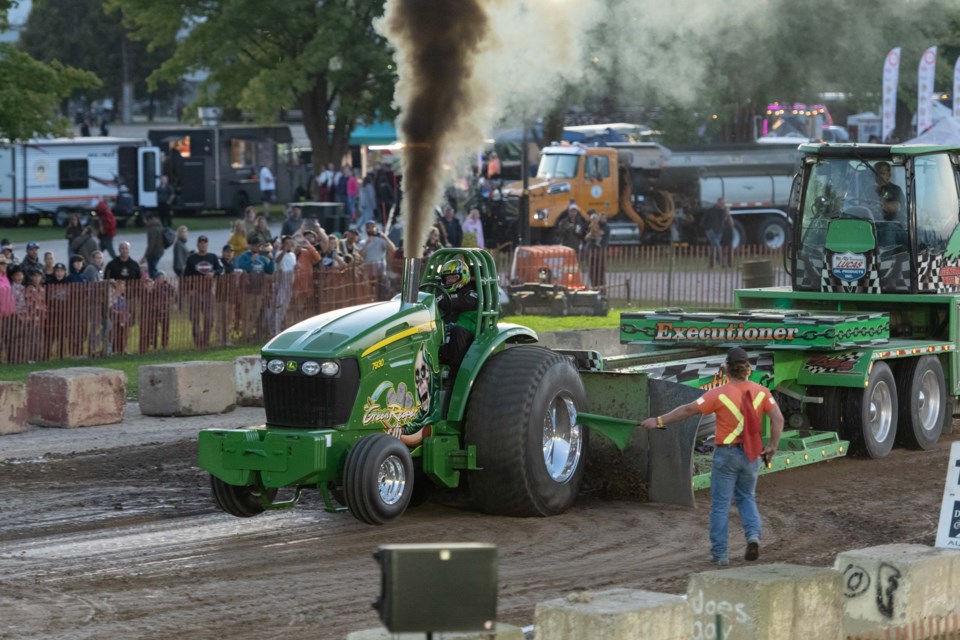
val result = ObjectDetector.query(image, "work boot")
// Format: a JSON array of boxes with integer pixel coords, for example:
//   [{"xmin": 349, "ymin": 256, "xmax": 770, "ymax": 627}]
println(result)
[{"xmin": 745, "ymin": 540, "xmax": 760, "ymax": 562}]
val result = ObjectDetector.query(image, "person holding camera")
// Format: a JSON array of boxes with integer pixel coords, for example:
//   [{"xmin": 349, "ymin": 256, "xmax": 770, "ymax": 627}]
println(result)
[{"xmin": 360, "ymin": 221, "xmax": 396, "ymax": 300}]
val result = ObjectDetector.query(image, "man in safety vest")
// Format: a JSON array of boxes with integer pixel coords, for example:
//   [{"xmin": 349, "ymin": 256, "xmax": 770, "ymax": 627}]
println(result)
[{"xmin": 642, "ymin": 346, "xmax": 784, "ymax": 566}]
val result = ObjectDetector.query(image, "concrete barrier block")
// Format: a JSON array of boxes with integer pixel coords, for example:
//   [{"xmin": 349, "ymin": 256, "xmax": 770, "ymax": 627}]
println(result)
[
  {"xmin": 687, "ymin": 563, "xmax": 843, "ymax": 640},
  {"xmin": 345, "ymin": 624, "xmax": 524, "ymax": 640},
  {"xmin": 836, "ymin": 543, "xmax": 960, "ymax": 637},
  {"xmin": 234, "ymin": 355, "xmax": 263, "ymax": 407},
  {"xmin": 534, "ymin": 588, "xmax": 691, "ymax": 640},
  {"xmin": 27, "ymin": 367, "xmax": 126, "ymax": 428},
  {"xmin": 139, "ymin": 361, "xmax": 236, "ymax": 417},
  {"xmin": 0, "ymin": 381, "xmax": 29, "ymax": 435}
]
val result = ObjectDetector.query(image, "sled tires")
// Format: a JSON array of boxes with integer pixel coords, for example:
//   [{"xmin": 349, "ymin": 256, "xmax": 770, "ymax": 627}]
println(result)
[
  {"xmin": 210, "ymin": 475, "xmax": 276, "ymax": 518},
  {"xmin": 844, "ymin": 361, "xmax": 897, "ymax": 458},
  {"xmin": 895, "ymin": 356, "xmax": 946, "ymax": 450},
  {"xmin": 465, "ymin": 346, "xmax": 587, "ymax": 517},
  {"xmin": 343, "ymin": 434, "xmax": 414, "ymax": 525},
  {"xmin": 805, "ymin": 386, "xmax": 844, "ymax": 433}
]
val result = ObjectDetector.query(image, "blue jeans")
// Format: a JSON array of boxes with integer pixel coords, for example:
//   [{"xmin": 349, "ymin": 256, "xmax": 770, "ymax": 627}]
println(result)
[
  {"xmin": 147, "ymin": 256, "xmax": 160, "ymax": 280},
  {"xmin": 710, "ymin": 445, "xmax": 762, "ymax": 561}
]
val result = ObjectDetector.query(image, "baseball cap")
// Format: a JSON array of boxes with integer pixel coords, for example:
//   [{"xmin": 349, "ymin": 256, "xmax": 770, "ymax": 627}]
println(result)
[
  {"xmin": 26, "ymin": 241, "xmax": 39, "ymax": 250},
  {"xmin": 0, "ymin": 238, "xmax": 11, "ymax": 248},
  {"xmin": 222, "ymin": 244, "xmax": 233, "ymax": 252},
  {"xmin": 54, "ymin": 262, "xmax": 67, "ymax": 270},
  {"xmin": 198, "ymin": 235, "xmax": 209, "ymax": 243},
  {"xmin": 726, "ymin": 347, "xmax": 750, "ymax": 364}
]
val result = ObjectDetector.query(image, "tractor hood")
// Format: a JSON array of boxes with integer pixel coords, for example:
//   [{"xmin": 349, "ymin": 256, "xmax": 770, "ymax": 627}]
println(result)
[{"xmin": 263, "ymin": 296, "xmax": 437, "ymax": 358}]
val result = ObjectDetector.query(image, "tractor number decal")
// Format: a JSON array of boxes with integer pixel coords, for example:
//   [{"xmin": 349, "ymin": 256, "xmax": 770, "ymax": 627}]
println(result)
[
  {"xmin": 804, "ymin": 352, "xmax": 862, "ymax": 375},
  {"xmin": 363, "ymin": 381, "xmax": 421, "ymax": 436},
  {"xmin": 831, "ymin": 252, "xmax": 867, "ymax": 282},
  {"xmin": 654, "ymin": 322, "xmax": 799, "ymax": 342}
]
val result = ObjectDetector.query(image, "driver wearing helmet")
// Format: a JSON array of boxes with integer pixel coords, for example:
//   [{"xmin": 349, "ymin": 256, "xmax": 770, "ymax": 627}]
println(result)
[{"xmin": 437, "ymin": 257, "xmax": 479, "ymax": 386}]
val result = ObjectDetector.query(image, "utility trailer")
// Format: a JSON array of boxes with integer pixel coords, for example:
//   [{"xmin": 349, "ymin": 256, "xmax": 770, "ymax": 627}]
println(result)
[
  {"xmin": 197, "ymin": 142, "xmax": 958, "ymax": 525},
  {"xmin": 147, "ymin": 125, "xmax": 300, "ymax": 215}
]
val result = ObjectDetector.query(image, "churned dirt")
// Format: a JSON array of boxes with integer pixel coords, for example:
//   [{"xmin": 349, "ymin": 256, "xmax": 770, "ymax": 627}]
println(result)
[{"xmin": 0, "ymin": 415, "xmax": 955, "ymax": 640}]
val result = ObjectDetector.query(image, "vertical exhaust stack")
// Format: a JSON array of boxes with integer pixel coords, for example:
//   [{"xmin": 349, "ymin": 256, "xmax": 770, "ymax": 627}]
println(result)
[{"xmin": 400, "ymin": 258, "xmax": 421, "ymax": 306}]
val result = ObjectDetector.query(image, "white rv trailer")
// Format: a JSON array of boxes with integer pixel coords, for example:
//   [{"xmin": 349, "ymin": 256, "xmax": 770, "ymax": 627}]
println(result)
[{"xmin": 0, "ymin": 137, "xmax": 161, "ymax": 227}]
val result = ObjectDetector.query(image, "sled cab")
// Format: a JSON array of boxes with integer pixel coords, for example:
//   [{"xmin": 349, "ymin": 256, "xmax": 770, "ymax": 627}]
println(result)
[{"xmin": 792, "ymin": 143, "xmax": 960, "ymax": 294}]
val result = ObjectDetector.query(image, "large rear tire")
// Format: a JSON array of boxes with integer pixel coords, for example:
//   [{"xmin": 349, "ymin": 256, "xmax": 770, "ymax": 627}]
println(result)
[
  {"xmin": 895, "ymin": 356, "xmax": 946, "ymax": 450},
  {"xmin": 210, "ymin": 475, "xmax": 276, "ymax": 517},
  {"xmin": 465, "ymin": 346, "xmax": 587, "ymax": 516},
  {"xmin": 844, "ymin": 362, "xmax": 897, "ymax": 458},
  {"xmin": 343, "ymin": 434, "xmax": 414, "ymax": 525}
]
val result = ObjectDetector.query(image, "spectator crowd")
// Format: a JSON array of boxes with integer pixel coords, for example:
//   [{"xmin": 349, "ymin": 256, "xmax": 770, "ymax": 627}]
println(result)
[
  {"xmin": 0, "ymin": 149, "xmax": 614, "ymax": 365},
  {"xmin": 0, "ymin": 196, "xmax": 412, "ymax": 364}
]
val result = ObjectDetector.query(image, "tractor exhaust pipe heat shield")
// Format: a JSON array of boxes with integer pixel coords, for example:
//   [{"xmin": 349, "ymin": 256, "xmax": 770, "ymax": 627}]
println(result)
[{"xmin": 401, "ymin": 258, "xmax": 421, "ymax": 306}]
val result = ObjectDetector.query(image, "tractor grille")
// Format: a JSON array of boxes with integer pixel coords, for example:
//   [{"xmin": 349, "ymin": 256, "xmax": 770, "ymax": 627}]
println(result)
[{"xmin": 262, "ymin": 358, "xmax": 360, "ymax": 428}]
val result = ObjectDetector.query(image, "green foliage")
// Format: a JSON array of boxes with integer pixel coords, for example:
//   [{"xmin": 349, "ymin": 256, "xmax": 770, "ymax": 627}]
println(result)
[
  {"xmin": 589, "ymin": 0, "xmax": 960, "ymax": 142},
  {"xmin": 20, "ymin": 0, "xmax": 177, "ymax": 109},
  {"xmin": 110, "ymin": 0, "xmax": 397, "ymax": 167},
  {"xmin": 0, "ymin": 43, "xmax": 100, "ymax": 140}
]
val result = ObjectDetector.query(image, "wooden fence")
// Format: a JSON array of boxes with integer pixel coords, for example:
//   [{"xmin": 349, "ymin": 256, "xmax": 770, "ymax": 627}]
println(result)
[
  {"xmin": 0, "ymin": 267, "xmax": 378, "ymax": 365},
  {"xmin": 1, "ymin": 244, "xmax": 789, "ymax": 364}
]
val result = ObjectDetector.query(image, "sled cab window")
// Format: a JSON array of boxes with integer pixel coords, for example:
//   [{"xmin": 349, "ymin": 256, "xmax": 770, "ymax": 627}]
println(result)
[
  {"xmin": 59, "ymin": 159, "xmax": 88, "ymax": 190},
  {"xmin": 537, "ymin": 153, "xmax": 579, "ymax": 179},
  {"xmin": 913, "ymin": 153, "xmax": 960, "ymax": 253},
  {"xmin": 798, "ymin": 158, "xmax": 906, "ymax": 251}
]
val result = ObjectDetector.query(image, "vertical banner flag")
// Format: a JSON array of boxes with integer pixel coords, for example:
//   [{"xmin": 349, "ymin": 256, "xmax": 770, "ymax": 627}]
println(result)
[
  {"xmin": 954, "ymin": 56, "xmax": 960, "ymax": 118},
  {"xmin": 882, "ymin": 48, "xmax": 900, "ymax": 143},
  {"xmin": 917, "ymin": 45, "xmax": 938, "ymax": 135}
]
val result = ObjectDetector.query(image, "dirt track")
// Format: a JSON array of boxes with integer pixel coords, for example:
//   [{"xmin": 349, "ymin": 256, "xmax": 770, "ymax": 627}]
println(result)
[{"xmin": 0, "ymin": 422, "xmax": 955, "ymax": 640}]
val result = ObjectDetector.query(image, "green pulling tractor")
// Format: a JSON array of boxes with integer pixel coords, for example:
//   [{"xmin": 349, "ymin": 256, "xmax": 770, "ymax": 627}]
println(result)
[{"xmin": 199, "ymin": 142, "xmax": 958, "ymax": 524}]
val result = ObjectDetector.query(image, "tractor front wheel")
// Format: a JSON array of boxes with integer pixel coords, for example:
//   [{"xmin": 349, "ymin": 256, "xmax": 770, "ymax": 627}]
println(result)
[
  {"xmin": 210, "ymin": 475, "xmax": 276, "ymax": 517},
  {"xmin": 343, "ymin": 434, "xmax": 414, "ymax": 525},
  {"xmin": 896, "ymin": 356, "xmax": 946, "ymax": 450},
  {"xmin": 844, "ymin": 362, "xmax": 897, "ymax": 458},
  {"xmin": 465, "ymin": 346, "xmax": 587, "ymax": 516}
]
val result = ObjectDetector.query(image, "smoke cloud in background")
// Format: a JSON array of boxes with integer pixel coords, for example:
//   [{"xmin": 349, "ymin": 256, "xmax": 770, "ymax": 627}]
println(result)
[
  {"xmin": 378, "ymin": 0, "xmax": 603, "ymax": 257},
  {"xmin": 379, "ymin": 0, "xmax": 958, "ymax": 257}
]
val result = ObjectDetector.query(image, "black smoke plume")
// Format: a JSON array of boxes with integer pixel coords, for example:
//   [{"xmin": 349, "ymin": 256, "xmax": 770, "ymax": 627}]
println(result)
[{"xmin": 383, "ymin": 0, "xmax": 489, "ymax": 259}]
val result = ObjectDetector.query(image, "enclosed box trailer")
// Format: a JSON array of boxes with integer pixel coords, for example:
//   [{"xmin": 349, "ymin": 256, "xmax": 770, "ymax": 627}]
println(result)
[{"xmin": 148, "ymin": 125, "xmax": 306, "ymax": 215}]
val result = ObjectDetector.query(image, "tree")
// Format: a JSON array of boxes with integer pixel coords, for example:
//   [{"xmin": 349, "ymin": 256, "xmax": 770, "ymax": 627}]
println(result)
[
  {"xmin": 587, "ymin": 0, "xmax": 960, "ymax": 143},
  {"xmin": 109, "ymin": 0, "xmax": 398, "ymax": 171},
  {"xmin": 19, "ymin": 0, "xmax": 178, "ymax": 123},
  {"xmin": 0, "ymin": 0, "xmax": 100, "ymax": 141}
]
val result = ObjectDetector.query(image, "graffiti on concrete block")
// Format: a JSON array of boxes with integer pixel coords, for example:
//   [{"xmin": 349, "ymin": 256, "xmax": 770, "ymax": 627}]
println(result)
[
  {"xmin": 690, "ymin": 589, "xmax": 750, "ymax": 640},
  {"xmin": 842, "ymin": 562, "xmax": 901, "ymax": 619},
  {"xmin": 875, "ymin": 562, "xmax": 901, "ymax": 619}
]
